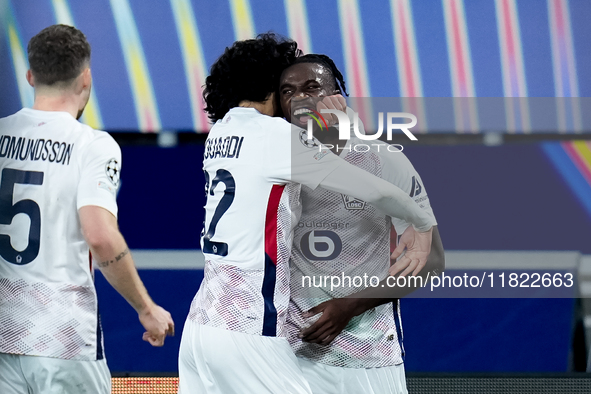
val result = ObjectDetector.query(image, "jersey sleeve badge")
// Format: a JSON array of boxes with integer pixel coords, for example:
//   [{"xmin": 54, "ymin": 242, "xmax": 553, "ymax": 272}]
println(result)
[
  {"xmin": 105, "ymin": 158, "xmax": 120, "ymax": 186},
  {"xmin": 299, "ymin": 129, "xmax": 321, "ymax": 149}
]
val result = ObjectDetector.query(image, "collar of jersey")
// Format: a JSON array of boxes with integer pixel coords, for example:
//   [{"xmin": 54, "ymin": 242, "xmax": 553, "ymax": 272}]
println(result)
[
  {"xmin": 228, "ymin": 107, "xmax": 259, "ymax": 115},
  {"xmin": 218, "ymin": 107, "xmax": 261, "ymax": 123},
  {"xmin": 19, "ymin": 107, "xmax": 75, "ymax": 119}
]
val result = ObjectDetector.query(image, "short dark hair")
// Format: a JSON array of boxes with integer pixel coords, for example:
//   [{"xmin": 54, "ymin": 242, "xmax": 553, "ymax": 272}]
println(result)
[
  {"xmin": 27, "ymin": 24, "xmax": 91, "ymax": 86},
  {"xmin": 203, "ymin": 32, "xmax": 301, "ymax": 122},
  {"xmin": 290, "ymin": 54, "xmax": 349, "ymax": 96}
]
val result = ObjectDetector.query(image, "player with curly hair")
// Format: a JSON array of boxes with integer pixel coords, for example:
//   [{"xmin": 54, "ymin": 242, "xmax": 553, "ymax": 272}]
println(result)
[{"xmin": 178, "ymin": 34, "xmax": 436, "ymax": 393}]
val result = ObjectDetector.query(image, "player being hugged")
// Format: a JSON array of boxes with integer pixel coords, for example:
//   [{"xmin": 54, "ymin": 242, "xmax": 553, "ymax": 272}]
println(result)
[
  {"xmin": 0, "ymin": 25, "xmax": 174, "ymax": 394},
  {"xmin": 279, "ymin": 54, "xmax": 445, "ymax": 394},
  {"xmin": 178, "ymin": 34, "xmax": 436, "ymax": 394}
]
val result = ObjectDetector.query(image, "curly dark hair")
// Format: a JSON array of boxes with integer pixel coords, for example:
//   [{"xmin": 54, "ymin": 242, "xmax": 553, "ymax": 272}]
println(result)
[
  {"xmin": 290, "ymin": 54, "xmax": 349, "ymax": 97},
  {"xmin": 28, "ymin": 24, "xmax": 91, "ymax": 86},
  {"xmin": 203, "ymin": 33, "xmax": 301, "ymax": 122}
]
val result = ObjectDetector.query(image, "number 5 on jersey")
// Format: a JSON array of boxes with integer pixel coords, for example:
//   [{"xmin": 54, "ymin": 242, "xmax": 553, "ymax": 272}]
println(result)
[
  {"xmin": 202, "ymin": 169, "xmax": 235, "ymax": 256},
  {"xmin": 0, "ymin": 168, "xmax": 44, "ymax": 265}
]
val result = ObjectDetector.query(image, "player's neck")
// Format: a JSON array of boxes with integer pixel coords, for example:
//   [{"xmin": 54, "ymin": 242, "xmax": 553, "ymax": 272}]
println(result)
[
  {"xmin": 238, "ymin": 93, "xmax": 275, "ymax": 117},
  {"xmin": 32, "ymin": 93, "xmax": 80, "ymax": 119}
]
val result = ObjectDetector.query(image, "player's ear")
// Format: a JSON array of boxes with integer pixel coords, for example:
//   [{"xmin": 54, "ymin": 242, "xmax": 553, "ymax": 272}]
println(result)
[
  {"xmin": 26, "ymin": 70, "xmax": 35, "ymax": 87},
  {"xmin": 82, "ymin": 67, "xmax": 92, "ymax": 89}
]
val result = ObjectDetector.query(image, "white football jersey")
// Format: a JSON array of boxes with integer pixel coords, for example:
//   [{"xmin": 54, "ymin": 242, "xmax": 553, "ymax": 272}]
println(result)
[
  {"xmin": 0, "ymin": 108, "xmax": 121, "ymax": 361},
  {"xmin": 188, "ymin": 107, "xmax": 344, "ymax": 338},
  {"xmin": 287, "ymin": 137, "xmax": 436, "ymax": 368}
]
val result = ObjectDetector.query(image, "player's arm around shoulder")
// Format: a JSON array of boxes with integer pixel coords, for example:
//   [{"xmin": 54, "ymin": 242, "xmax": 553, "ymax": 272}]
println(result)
[
  {"xmin": 259, "ymin": 115, "xmax": 337, "ymax": 186},
  {"xmin": 298, "ymin": 150, "xmax": 444, "ymax": 346},
  {"xmin": 379, "ymin": 147, "xmax": 445, "ymax": 277}
]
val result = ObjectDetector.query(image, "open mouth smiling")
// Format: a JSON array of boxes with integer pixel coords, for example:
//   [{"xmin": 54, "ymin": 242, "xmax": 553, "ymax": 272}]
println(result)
[{"xmin": 292, "ymin": 107, "xmax": 315, "ymax": 126}]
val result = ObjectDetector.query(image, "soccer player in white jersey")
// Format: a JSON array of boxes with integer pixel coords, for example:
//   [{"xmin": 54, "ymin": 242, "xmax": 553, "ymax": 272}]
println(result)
[
  {"xmin": 279, "ymin": 54, "xmax": 445, "ymax": 394},
  {"xmin": 178, "ymin": 34, "xmax": 436, "ymax": 394},
  {"xmin": 0, "ymin": 25, "xmax": 174, "ymax": 394}
]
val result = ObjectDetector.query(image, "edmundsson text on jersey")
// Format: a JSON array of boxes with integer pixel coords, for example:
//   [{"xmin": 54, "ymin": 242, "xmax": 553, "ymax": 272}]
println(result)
[{"xmin": 0, "ymin": 135, "xmax": 74, "ymax": 165}]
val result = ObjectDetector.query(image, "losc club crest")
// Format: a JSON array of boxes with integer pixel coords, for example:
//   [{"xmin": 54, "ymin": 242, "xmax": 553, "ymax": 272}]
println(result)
[
  {"xmin": 299, "ymin": 129, "xmax": 320, "ymax": 149},
  {"xmin": 342, "ymin": 194, "xmax": 366, "ymax": 210}
]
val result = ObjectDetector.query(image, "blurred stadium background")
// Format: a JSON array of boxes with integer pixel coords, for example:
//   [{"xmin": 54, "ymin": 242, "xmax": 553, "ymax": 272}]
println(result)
[{"xmin": 2, "ymin": 0, "xmax": 591, "ymax": 392}]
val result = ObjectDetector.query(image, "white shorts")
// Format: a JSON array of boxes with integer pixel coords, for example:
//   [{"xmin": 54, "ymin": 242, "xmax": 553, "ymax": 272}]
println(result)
[
  {"xmin": 0, "ymin": 352, "xmax": 110, "ymax": 394},
  {"xmin": 298, "ymin": 357, "xmax": 408, "ymax": 394},
  {"xmin": 178, "ymin": 320, "xmax": 312, "ymax": 394}
]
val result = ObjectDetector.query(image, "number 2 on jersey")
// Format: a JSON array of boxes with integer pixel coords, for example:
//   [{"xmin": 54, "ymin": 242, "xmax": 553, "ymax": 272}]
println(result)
[
  {"xmin": 202, "ymin": 169, "xmax": 235, "ymax": 256},
  {"xmin": 0, "ymin": 168, "xmax": 44, "ymax": 265}
]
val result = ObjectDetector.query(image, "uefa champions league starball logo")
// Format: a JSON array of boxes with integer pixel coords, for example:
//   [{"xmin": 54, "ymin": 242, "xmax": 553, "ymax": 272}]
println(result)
[
  {"xmin": 105, "ymin": 158, "xmax": 120, "ymax": 186},
  {"xmin": 299, "ymin": 129, "xmax": 320, "ymax": 149}
]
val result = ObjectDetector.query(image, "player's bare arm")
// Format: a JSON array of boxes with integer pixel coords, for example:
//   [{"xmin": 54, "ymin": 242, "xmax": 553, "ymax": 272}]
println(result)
[
  {"xmin": 300, "ymin": 226, "xmax": 444, "ymax": 345},
  {"xmin": 79, "ymin": 205, "xmax": 175, "ymax": 347}
]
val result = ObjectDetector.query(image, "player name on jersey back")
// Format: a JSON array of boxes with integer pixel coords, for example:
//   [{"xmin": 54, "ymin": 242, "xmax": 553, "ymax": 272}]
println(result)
[
  {"xmin": 0, "ymin": 134, "xmax": 74, "ymax": 165},
  {"xmin": 203, "ymin": 135, "xmax": 244, "ymax": 160},
  {"xmin": 0, "ymin": 108, "xmax": 123, "ymax": 361}
]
